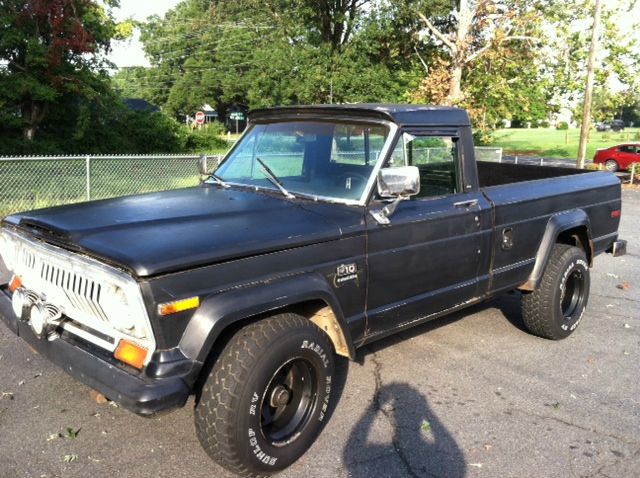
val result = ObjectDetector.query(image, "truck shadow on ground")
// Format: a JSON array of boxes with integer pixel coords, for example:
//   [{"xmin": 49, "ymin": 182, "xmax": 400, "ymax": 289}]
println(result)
[
  {"xmin": 343, "ymin": 381, "xmax": 466, "ymax": 478},
  {"xmin": 339, "ymin": 294, "xmax": 528, "ymax": 476}
]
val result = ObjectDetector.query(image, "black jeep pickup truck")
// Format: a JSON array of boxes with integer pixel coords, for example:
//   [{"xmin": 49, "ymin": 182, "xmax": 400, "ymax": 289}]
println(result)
[{"xmin": 0, "ymin": 104, "xmax": 627, "ymax": 476}]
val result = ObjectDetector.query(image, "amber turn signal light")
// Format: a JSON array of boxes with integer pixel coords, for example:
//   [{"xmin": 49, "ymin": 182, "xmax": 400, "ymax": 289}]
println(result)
[
  {"xmin": 158, "ymin": 296, "xmax": 200, "ymax": 316},
  {"xmin": 9, "ymin": 275, "xmax": 22, "ymax": 293},
  {"xmin": 114, "ymin": 339, "xmax": 148, "ymax": 369}
]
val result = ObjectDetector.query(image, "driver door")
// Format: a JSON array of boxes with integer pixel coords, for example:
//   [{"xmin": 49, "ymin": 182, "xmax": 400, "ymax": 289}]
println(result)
[{"xmin": 364, "ymin": 131, "xmax": 490, "ymax": 338}]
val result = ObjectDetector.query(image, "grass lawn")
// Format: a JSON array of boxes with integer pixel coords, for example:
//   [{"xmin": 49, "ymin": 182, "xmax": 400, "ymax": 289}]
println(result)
[{"xmin": 490, "ymin": 127, "xmax": 640, "ymax": 160}]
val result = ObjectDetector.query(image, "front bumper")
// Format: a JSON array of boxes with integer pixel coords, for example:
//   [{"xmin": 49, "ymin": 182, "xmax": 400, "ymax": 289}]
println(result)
[{"xmin": 0, "ymin": 286, "xmax": 190, "ymax": 416}]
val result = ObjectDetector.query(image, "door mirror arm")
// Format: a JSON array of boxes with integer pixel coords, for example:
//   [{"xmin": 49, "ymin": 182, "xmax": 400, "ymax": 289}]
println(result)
[{"xmin": 370, "ymin": 195, "xmax": 410, "ymax": 225}]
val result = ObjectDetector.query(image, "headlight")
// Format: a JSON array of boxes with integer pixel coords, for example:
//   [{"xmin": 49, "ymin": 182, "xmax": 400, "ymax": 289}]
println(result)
[
  {"xmin": 11, "ymin": 288, "xmax": 28, "ymax": 319},
  {"xmin": 100, "ymin": 284, "xmax": 141, "ymax": 337},
  {"xmin": 29, "ymin": 302, "xmax": 47, "ymax": 338}
]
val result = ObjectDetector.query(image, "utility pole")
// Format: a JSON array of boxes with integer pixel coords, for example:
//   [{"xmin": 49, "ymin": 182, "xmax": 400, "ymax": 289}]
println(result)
[
  {"xmin": 329, "ymin": 77, "xmax": 333, "ymax": 104},
  {"xmin": 577, "ymin": 0, "xmax": 603, "ymax": 169}
]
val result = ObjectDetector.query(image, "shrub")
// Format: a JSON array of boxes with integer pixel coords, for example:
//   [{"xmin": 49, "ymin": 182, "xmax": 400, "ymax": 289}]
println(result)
[
  {"xmin": 184, "ymin": 122, "xmax": 229, "ymax": 153},
  {"xmin": 472, "ymin": 129, "xmax": 493, "ymax": 146},
  {"xmin": 538, "ymin": 120, "xmax": 550, "ymax": 128},
  {"xmin": 555, "ymin": 121, "xmax": 569, "ymax": 130}
]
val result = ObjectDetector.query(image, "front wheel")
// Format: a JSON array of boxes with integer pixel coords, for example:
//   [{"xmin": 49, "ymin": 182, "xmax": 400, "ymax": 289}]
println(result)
[
  {"xmin": 195, "ymin": 314, "xmax": 335, "ymax": 477},
  {"xmin": 521, "ymin": 244, "xmax": 590, "ymax": 340}
]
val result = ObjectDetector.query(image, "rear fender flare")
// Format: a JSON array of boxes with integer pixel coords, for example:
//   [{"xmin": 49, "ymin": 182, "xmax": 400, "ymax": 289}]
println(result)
[
  {"xmin": 178, "ymin": 273, "xmax": 355, "ymax": 363},
  {"xmin": 519, "ymin": 210, "xmax": 593, "ymax": 291}
]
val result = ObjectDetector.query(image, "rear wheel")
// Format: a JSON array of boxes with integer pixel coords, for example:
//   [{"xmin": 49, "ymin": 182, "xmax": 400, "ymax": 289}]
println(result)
[
  {"xmin": 604, "ymin": 159, "xmax": 619, "ymax": 172},
  {"xmin": 195, "ymin": 314, "xmax": 335, "ymax": 477},
  {"xmin": 521, "ymin": 244, "xmax": 590, "ymax": 340}
]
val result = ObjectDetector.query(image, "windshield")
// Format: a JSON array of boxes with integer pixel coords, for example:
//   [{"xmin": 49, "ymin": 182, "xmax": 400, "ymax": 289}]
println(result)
[{"xmin": 213, "ymin": 121, "xmax": 390, "ymax": 201}]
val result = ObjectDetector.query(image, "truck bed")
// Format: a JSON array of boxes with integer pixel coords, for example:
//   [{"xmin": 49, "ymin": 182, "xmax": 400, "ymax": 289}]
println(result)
[
  {"xmin": 477, "ymin": 161, "xmax": 587, "ymax": 187},
  {"xmin": 476, "ymin": 161, "xmax": 621, "ymax": 293}
]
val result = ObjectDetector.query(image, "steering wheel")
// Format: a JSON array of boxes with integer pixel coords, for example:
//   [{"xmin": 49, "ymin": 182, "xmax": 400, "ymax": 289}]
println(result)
[{"xmin": 336, "ymin": 172, "xmax": 368, "ymax": 190}]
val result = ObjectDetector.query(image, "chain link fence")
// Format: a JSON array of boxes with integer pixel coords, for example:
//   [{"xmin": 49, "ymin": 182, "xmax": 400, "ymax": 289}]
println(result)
[
  {"xmin": 0, "ymin": 147, "xmax": 502, "ymax": 218},
  {"xmin": 474, "ymin": 147, "xmax": 503, "ymax": 163},
  {"xmin": 0, "ymin": 154, "xmax": 222, "ymax": 218}
]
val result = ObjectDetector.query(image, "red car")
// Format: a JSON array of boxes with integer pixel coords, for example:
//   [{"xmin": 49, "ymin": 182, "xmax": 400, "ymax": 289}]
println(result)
[{"xmin": 593, "ymin": 143, "xmax": 640, "ymax": 171}]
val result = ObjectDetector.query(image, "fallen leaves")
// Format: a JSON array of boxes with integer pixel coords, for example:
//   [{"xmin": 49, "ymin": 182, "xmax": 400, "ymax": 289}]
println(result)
[
  {"xmin": 47, "ymin": 433, "xmax": 62, "ymax": 442},
  {"xmin": 89, "ymin": 389, "xmax": 108, "ymax": 405},
  {"xmin": 420, "ymin": 419, "xmax": 431, "ymax": 432},
  {"xmin": 616, "ymin": 282, "xmax": 630, "ymax": 291}
]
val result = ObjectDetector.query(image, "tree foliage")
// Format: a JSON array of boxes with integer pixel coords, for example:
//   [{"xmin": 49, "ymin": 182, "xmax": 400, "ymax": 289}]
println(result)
[
  {"xmin": 3, "ymin": 0, "xmax": 639, "ymax": 156},
  {"xmin": 0, "ymin": 0, "xmax": 191, "ymax": 154},
  {"xmin": 542, "ymin": 0, "xmax": 640, "ymax": 107},
  {"xmin": 411, "ymin": 1, "xmax": 550, "ymax": 132},
  {"xmin": 119, "ymin": 0, "xmax": 427, "ymax": 118},
  {"xmin": 0, "ymin": 0, "xmax": 122, "ymax": 140}
]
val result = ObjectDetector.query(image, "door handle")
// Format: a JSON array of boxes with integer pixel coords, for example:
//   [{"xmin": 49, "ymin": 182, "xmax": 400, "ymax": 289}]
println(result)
[{"xmin": 453, "ymin": 199, "xmax": 478, "ymax": 209}]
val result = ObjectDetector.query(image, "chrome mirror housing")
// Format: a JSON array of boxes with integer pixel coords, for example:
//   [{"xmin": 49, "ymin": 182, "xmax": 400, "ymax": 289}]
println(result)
[
  {"xmin": 371, "ymin": 166, "xmax": 420, "ymax": 225},
  {"xmin": 377, "ymin": 166, "xmax": 420, "ymax": 198}
]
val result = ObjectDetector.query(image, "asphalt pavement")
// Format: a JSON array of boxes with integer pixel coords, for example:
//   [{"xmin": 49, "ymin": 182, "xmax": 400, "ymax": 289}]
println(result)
[{"xmin": 1, "ymin": 189, "xmax": 639, "ymax": 478}]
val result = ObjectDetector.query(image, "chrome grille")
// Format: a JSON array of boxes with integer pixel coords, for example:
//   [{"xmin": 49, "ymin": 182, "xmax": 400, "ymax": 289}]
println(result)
[
  {"xmin": 36, "ymin": 258, "xmax": 110, "ymax": 324},
  {"xmin": 15, "ymin": 245, "xmax": 111, "ymax": 329}
]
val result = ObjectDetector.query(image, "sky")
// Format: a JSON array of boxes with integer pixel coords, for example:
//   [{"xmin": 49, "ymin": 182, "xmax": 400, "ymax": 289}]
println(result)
[{"xmin": 108, "ymin": 0, "xmax": 182, "ymax": 68}]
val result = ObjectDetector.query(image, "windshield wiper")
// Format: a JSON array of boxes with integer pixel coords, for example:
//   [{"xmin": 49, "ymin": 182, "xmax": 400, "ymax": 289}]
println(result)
[
  {"xmin": 209, "ymin": 173, "xmax": 230, "ymax": 188},
  {"xmin": 255, "ymin": 157, "xmax": 295, "ymax": 199}
]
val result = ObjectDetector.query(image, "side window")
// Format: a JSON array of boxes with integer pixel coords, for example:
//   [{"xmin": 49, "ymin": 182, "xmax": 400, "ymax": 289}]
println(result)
[
  {"xmin": 387, "ymin": 133, "xmax": 460, "ymax": 198},
  {"xmin": 619, "ymin": 145, "xmax": 633, "ymax": 153}
]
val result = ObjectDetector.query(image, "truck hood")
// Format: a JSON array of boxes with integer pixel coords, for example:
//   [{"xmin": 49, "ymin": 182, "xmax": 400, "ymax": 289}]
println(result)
[{"xmin": 5, "ymin": 186, "xmax": 356, "ymax": 277}]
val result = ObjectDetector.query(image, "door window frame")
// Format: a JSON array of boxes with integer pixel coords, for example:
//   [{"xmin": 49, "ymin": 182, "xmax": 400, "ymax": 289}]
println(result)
[{"xmin": 375, "ymin": 128, "xmax": 466, "ymax": 201}]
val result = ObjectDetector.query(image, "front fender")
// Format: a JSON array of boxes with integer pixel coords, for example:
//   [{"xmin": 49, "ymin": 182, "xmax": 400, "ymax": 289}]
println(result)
[
  {"xmin": 519, "ymin": 209, "xmax": 592, "ymax": 291},
  {"xmin": 178, "ymin": 272, "xmax": 355, "ymax": 363}
]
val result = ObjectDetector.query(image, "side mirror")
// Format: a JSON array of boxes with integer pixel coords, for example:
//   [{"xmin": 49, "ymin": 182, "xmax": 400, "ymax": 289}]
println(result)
[
  {"xmin": 198, "ymin": 155, "xmax": 209, "ymax": 176},
  {"xmin": 371, "ymin": 166, "xmax": 420, "ymax": 225},
  {"xmin": 377, "ymin": 166, "xmax": 420, "ymax": 198}
]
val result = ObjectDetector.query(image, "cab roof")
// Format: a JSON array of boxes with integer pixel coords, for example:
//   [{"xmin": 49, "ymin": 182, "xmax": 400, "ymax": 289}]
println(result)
[{"xmin": 249, "ymin": 104, "xmax": 470, "ymax": 127}]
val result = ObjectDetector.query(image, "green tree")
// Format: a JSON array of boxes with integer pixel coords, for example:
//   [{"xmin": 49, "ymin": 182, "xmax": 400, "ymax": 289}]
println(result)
[
  {"xmin": 0, "ymin": 0, "xmax": 124, "ymax": 140},
  {"xmin": 416, "ymin": 0, "xmax": 544, "ymax": 106},
  {"xmin": 412, "ymin": 1, "xmax": 550, "ymax": 133},
  {"xmin": 131, "ymin": 0, "xmax": 426, "ymax": 117},
  {"xmin": 542, "ymin": 1, "xmax": 640, "ymax": 107}
]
